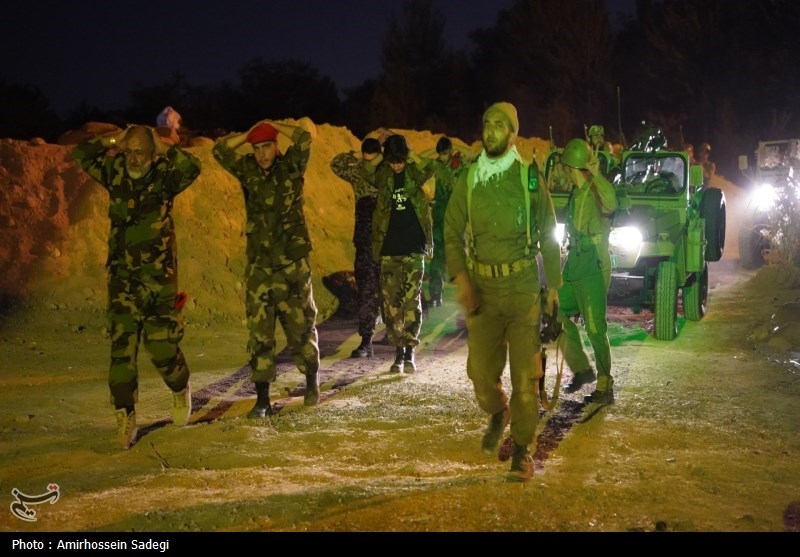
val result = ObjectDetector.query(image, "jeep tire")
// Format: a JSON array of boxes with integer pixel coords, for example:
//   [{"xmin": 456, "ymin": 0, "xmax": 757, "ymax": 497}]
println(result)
[
  {"xmin": 683, "ymin": 263, "xmax": 708, "ymax": 321},
  {"xmin": 701, "ymin": 187, "xmax": 726, "ymax": 262},
  {"xmin": 739, "ymin": 221, "xmax": 770, "ymax": 270},
  {"xmin": 655, "ymin": 260, "xmax": 678, "ymax": 341}
]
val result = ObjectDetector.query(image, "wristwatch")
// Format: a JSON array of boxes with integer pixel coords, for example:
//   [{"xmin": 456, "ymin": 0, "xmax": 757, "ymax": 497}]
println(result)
[{"xmin": 109, "ymin": 137, "xmax": 116, "ymax": 146}]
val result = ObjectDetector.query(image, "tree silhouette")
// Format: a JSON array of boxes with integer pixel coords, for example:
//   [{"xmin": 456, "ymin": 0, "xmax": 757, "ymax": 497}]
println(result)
[
  {"xmin": 0, "ymin": 78, "xmax": 62, "ymax": 141},
  {"xmin": 368, "ymin": 0, "xmax": 449, "ymax": 131},
  {"xmin": 235, "ymin": 58, "xmax": 341, "ymax": 129},
  {"xmin": 619, "ymin": 0, "xmax": 800, "ymax": 176},
  {"xmin": 470, "ymin": 0, "xmax": 615, "ymax": 144}
]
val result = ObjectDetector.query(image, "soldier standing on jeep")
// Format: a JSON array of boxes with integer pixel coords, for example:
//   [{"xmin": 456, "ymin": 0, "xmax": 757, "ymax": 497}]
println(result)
[{"xmin": 698, "ymin": 143, "xmax": 716, "ymax": 181}]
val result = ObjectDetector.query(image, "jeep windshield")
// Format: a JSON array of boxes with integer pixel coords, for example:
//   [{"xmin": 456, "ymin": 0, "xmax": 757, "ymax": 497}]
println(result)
[
  {"xmin": 620, "ymin": 154, "xmax": 686, "ymax": 195},
  {"xmin": 757, "ymin": 139, "xmax": 800, "ymax": 173}
]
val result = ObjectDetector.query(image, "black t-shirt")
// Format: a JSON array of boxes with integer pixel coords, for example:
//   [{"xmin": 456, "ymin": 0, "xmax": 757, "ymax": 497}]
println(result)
[{"xmin": 380, "ymin": 171, "xmax": 427, "ymax": 256}]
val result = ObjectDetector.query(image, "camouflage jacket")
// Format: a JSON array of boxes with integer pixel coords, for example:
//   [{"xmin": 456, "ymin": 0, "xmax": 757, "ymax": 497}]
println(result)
[
  {"xmin": 213, "ymin": 128, "xmax": 313, "ymax": 269},
  {"xmin": 330, "ymin": 151, "xmax": 379, "ymax": 246},
  {"xmin": 431, "ymin": 153, "xmax": 470, "ymax": 228},
  {"xmin": 368, "ymin": 161, "xmax": 435, "ymax": 261},
  {"xmin": 71, "ymin": 140, "xmax": 201, "ymax": 279}
]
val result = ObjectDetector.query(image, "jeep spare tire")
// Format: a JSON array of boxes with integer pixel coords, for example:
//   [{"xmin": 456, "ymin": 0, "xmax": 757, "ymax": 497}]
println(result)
[{"xmin": 701, "ymin": 187, "xmax": 726, "ymax": 262}]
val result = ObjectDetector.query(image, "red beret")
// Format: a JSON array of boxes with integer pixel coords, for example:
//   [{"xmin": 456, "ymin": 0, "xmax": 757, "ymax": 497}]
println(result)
[{"xmin": 247, "ymin": 123, "xmax": 278, "ymax": 144}]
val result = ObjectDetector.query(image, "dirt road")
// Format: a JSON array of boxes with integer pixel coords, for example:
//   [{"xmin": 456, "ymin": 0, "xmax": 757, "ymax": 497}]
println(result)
[{"xmin": 1, "ymin": 260, "xmax": 799, "ymax": 533}]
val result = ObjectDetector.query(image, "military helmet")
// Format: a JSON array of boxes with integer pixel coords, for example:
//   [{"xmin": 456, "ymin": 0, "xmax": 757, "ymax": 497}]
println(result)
[
  {"xmin": 562, "ymin": 138, "xmax": 592, "ymax": 170},
  {"xmin": 588, "ymin": 125, "xmax": 605, "ymax": 137}
]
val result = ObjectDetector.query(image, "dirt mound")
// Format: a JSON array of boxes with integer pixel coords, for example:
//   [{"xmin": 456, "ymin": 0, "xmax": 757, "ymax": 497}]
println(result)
[{"xmin": 0, "ymin": 122, "xmax": 477, "ymax": 326}]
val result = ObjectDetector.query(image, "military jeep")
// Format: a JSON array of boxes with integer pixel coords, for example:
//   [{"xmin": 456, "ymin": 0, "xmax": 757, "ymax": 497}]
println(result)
[
  {"xmin": 544, "ymin": 127, "xmax": 727, "ymax": 340},
  {"xmin": 737, "ymin": 139, "xmax": 800, "ymax": 269}
]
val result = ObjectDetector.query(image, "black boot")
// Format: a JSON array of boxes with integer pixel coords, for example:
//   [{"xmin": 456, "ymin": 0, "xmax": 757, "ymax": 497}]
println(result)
[
  {"xmin": 403, "ymin": 345, "xmax": 416, "ymax": 373},
  {"xmin": 389, "ymin": 347, "xmax": 404, "ymax": 373},
  {"xmin": 247, "ymin": 382, "xmax": 272, "ymax": 419},
  {"xmin": 350, "ymin": 335, "xmax": 374, "ymax": 358},
  {"xmin": 304, "ymin": 373, "xmax": 320, "ymax": 406}
]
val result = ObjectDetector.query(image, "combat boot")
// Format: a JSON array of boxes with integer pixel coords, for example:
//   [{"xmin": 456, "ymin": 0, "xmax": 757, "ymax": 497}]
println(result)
[
  {"xmin": 304, "ymin": 373, "xmax": 320, "ymax": 406},
  {"xmin": 481, "ymin": 404, "xmax": 510, "ymax": 455},
  {"xmin": 585, "ymin": 388, "xmax": 614, "ymax": 406},
  {"xmin": 389, "ymin": 347, "xmax": 404, "ymax": 373},
  {"xmin": 403, "ymin": 346, "xmax": 416, "ymax": 373},
  {"xmin": 171, "ymin": 381, "xmax": 192, "ymax": 426},
  {"xmin": 585, "ymin": 375, "xmax": 614, "ymax": 405},
  {"xmin": 350, "ymin": 335, "xmax": 374, "ymax": 358},
  {"xmin": 507, "ymin": 441, "xmax": 534, "ymax": 482},
  {"xmin": 115, "ymin": 408, "xmax": 138, "ymax": 450},
  {"xmin": 247, "ymin": 382, "xmax": 273, "ymax": 418},
  {"xmin": 564, "ymin": 368, "xmax": 596, "ymax": 393}
]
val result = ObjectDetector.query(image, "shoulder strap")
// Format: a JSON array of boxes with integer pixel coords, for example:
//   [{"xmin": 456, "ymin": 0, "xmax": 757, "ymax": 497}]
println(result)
[
  {"xmin": 520, "ymin": 163, "xmax": 532, "ymax": 256},
  {"xmin": 466, "ymin": 164, "xmax": 477, "ymax": 256}
]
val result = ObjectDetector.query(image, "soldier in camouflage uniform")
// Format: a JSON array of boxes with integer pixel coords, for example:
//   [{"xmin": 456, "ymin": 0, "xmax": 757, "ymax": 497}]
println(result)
[
  {"xmin": 72, "ymin": 125, "xmax": 201, "ymax": 450},
  {"xmin": 367, "ymin": 134, "xmax": 434, "ymax": 374},
  {"xmin": 330, "ymin": 137, "xmax": 383, "ymax": 358},
  {"xmin": 213, "ymin": 119, "xmax": 320, "ymax": 418},
  {"xmin": 420, "ymin": 137, "xmax": 474, "ymax": 307},
  {"xmin": 444, "ymin": 102, "xmax": 562, "ymax": 482}
]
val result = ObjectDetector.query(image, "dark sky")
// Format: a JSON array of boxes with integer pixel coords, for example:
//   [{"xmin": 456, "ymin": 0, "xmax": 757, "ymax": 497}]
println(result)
[{"xmin": 1, "ymin": 0, "xmax": 635, "ymax": 117}]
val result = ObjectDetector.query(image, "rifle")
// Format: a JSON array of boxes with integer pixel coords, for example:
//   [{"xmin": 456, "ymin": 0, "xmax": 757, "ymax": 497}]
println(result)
[{"xmin": 538, "ymin": 288, "xmax": 564, "ymax": 411}]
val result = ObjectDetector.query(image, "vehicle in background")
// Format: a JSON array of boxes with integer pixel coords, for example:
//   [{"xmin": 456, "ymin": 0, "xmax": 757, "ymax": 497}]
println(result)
[{"xmin": 737, "ymin": 139, "xmax": 800, "ymax": 269}]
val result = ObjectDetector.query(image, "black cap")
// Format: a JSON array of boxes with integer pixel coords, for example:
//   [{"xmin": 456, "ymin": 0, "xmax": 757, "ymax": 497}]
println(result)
[
  {"xmin": 361, "ymin": 137, "xmax": 381, "ymax": 155},
  {"xmin": 383, "ymin": 134, "xmax": 409, "ymax": 163}
]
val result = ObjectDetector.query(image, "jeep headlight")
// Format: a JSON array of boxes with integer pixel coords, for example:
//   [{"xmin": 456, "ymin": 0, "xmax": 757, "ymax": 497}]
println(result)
[
  {"xmin": 753, "ymin": 183, "xmax": 778, "ymax": 211},
  {"xmin": 555, "ymin": 223, "xmax": 565, "ymax": 245},
  {"xmin": 609, "ymin": 226, "xmax": 643, "ymax": 251}
]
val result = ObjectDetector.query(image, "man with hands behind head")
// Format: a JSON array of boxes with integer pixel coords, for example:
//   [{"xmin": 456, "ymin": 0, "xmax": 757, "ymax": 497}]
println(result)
[
  {"xmin": 557, "ymin": 138, "xmax": 618, "ymax": 407},
  {"xmin": 213, "ymin": 118, "xmax": 321, "ymax": 418},
  {"xmin": 72, "ymin": 124, "xmax": 201, "ymax": 449}
]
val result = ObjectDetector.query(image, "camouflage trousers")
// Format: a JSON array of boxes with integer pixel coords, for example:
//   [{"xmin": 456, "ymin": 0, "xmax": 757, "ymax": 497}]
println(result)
[
  {"xmin": 354, "ymin": 241, "xmax": 381, "ymax": 338},
  {"xmin": 245, "ymin": 257, "xmax": 320, "ymax": 384},
  {"xmin": 428, "ymin": 224, "xmax": 447, "ymax": 303},
  {"xmin": 379, "ymin": 254, "xmax": 425, "ymax": 348},
  {"xmin": 107, "ymin": 269, "xmax": 189, "ymax": 408},
  {"xmin": 465, "ymin": 267, "xmax": 542, "ymax": 447}
]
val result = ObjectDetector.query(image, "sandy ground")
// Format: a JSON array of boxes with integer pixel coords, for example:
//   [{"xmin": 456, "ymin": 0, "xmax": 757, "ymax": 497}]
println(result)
[{"xmin": 1, "ymin": 259, "xmax": 799, "ymax": 534}]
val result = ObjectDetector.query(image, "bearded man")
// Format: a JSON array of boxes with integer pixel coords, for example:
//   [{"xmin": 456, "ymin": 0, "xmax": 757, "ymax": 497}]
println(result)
[
  {"xmin": 72, "ymin": 125, "xmax": 201, "ymax": 449},
  {"xmin": 444, "ymin": 102, "xmax": 563, "ymax": 482}
]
